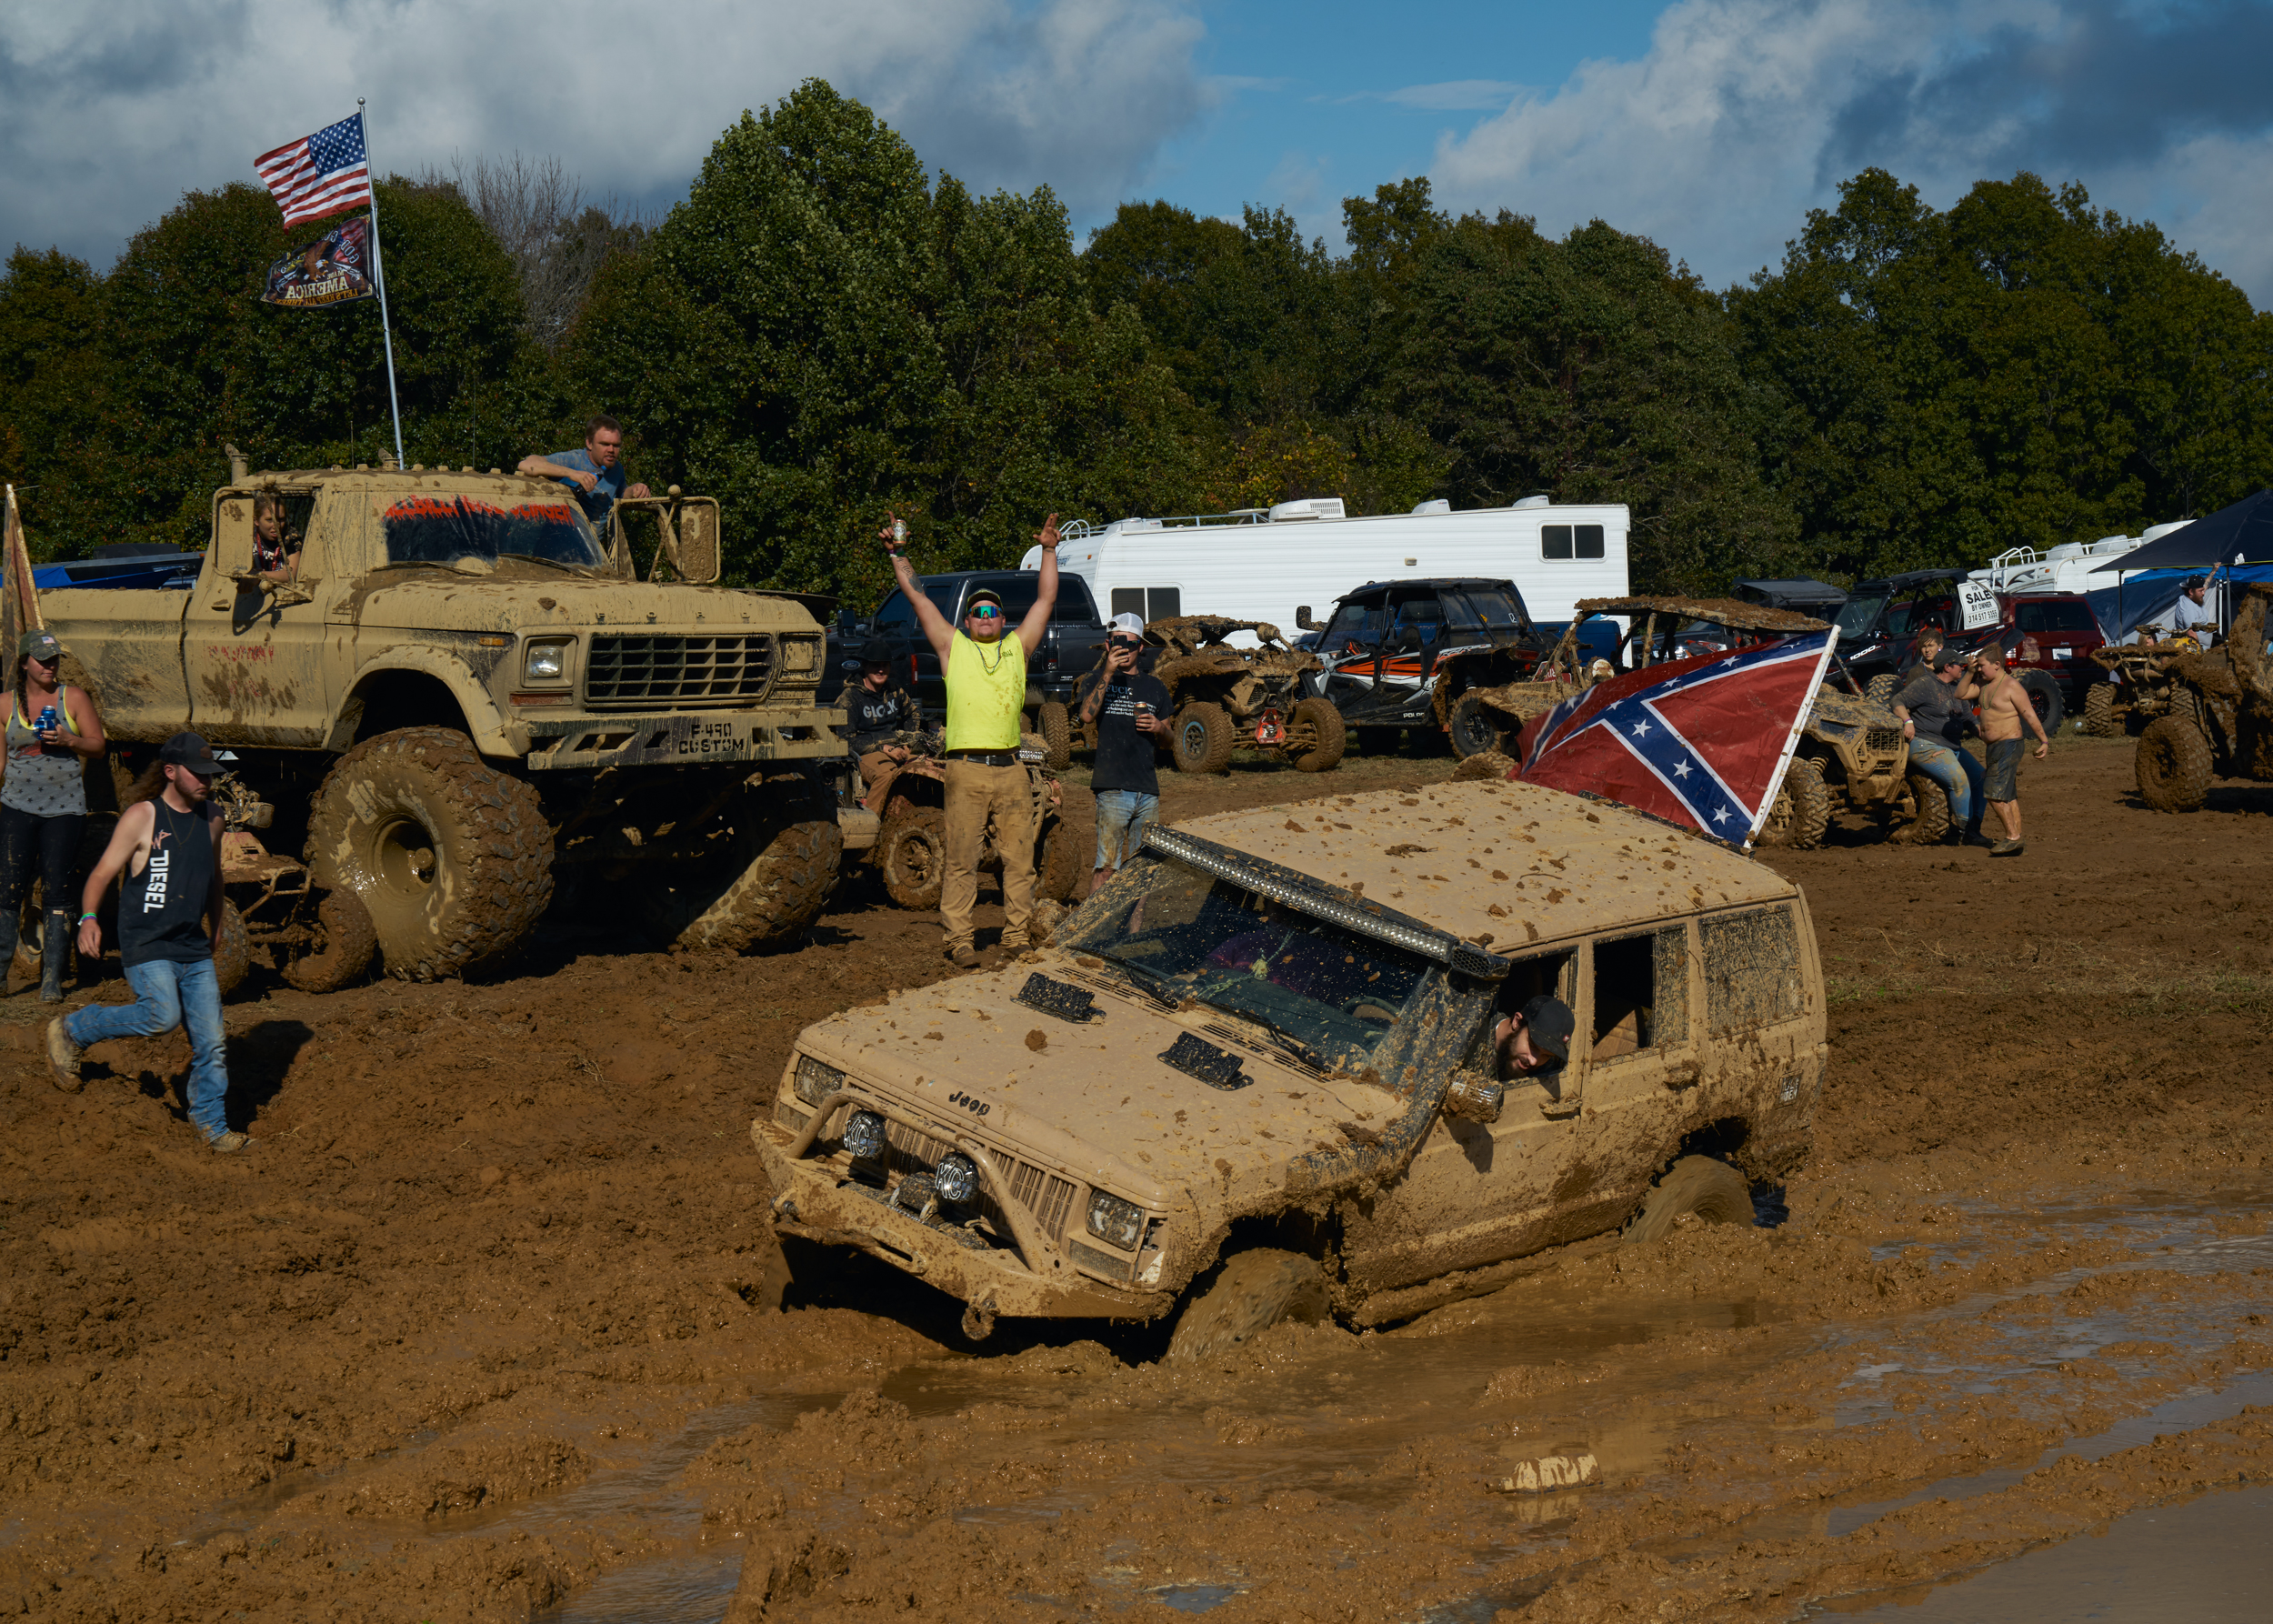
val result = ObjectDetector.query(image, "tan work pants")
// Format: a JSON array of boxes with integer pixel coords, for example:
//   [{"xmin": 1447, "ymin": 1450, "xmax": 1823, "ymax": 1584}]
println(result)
[{"xmin": 941, "ymin": 758, "xmax": 1034, "ymax": 952}]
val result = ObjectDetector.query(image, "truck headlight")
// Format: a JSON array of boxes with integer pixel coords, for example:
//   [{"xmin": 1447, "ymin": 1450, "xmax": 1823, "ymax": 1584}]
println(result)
[
  {"xmin": 934, "ymin": 1152, "xmax": 980, "ymax": 1206},
  {"xmin": 1086, "ymin": 1190, "xmax": 1144, "ymax": 1250},
  {"xmin": 523, "ymin": 640, "xmax": 571, "ymax": 684},
  {"xmin": 792, "ymin": 1053, "xmax": 844, "ymax": 1106},
  {"xmin": 842, "ymin": 1110, "xmax": 887, "ymax": 1160}
]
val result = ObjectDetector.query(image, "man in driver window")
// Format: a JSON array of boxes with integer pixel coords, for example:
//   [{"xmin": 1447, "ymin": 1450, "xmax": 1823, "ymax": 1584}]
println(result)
[
  {"xmin": 517, "ymin": 415, "xmax": 652, "ymax": 540},
  {"xmin": 1496, "ymin": 995, "xmax": 1574, "ymax": 1079}
]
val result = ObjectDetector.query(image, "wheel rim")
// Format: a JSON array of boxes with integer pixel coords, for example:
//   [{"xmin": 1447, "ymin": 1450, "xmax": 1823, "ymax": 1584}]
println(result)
[
  {"xmin": 369, "ymin": 815, "xmax": 440, "ymax": 898},
  {"xmin": 1180, "ymin": 718, "xmax": 1207, "ymax": 758},
  {"xmin": 899, "ymin": 828, "xmax": 942, "ymax": 887}
]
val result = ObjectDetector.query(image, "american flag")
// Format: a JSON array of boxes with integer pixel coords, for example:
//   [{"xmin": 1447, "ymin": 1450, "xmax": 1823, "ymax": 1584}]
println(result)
[{"xmin": 255, "ymin": 114, "xmax": 372, "ymax": 227}]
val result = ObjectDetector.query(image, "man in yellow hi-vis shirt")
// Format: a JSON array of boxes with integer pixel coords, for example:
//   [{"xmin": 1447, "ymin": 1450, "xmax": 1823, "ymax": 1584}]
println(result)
[{"xmin": 883, "ymin": 512, "xmax": 1061, "ymax": 967}]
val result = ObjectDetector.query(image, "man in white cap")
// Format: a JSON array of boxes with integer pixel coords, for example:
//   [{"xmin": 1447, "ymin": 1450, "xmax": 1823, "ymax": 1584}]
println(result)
[{"xmin": 1077, "ymin": 613, "xmax": 1170, "ymax": 893}]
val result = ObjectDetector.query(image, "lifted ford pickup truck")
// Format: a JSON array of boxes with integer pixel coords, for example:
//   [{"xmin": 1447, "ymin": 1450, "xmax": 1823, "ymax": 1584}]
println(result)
[{"xmin": 39, "ymin": 463, "xmax": 846, "ymax": 981}]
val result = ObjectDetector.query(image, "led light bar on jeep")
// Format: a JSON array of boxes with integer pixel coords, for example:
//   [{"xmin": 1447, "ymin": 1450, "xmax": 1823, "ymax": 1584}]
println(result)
[{"xmin": 1138, "ymin": 826, "xmax": 1510, "ymax": 982}]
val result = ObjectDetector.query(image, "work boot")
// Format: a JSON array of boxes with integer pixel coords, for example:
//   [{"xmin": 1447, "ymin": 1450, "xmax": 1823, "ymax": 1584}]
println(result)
[
  {"xmin": 947, "ymin": 945, "xmax": 979, "ymax": 970},
  {"xmin": 1990, "ymin": 838, "xmax": 2025, "ymax": 857},
  {"xmin": 38, "ymin": 913, "xmax": 67, "ymax": 1002},
  {"xmin": 46, "ymin": 1018, "xmax": 82, "ymax": 1093},
  {"xmin": 207, "ymin": 1130, "xmax": 254, "ymax": 1155}
]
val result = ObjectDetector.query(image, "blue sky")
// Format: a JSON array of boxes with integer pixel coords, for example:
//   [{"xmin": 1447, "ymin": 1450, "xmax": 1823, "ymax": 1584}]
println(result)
[{"xmin": 4, "ymin": 1, "xmax": 2270, "ymax": 301}]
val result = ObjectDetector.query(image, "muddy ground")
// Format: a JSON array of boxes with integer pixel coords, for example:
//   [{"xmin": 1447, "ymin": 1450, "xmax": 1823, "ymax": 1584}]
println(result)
[{"xmin": 3, "ymin": 731, "xmax": 2270, "ymax": 1623}]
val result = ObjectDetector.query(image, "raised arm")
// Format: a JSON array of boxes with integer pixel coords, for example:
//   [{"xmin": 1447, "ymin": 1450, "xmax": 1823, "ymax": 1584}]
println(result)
[
  {"xmin": 1016, "ymin": 514, "xmax": 1060, "ymax": 657},
  {"xmin": 883, "ymin": 515, "xmax": 956, "ymax": 665}
]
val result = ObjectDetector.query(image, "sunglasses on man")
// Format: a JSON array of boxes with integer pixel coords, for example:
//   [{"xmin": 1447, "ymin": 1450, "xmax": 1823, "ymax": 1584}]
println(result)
[{"xmin": 967, "ymin": 606, "xmax": 1003, "ymax": 620}]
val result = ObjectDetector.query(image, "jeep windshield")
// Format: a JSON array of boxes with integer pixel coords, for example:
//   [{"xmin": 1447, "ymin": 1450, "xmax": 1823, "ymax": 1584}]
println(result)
[
  {"xmin": 380, "ymin": 494, "xmax": 608, "ymax": 572},
  {"xmin": 1066, "ymin": 856, "xmax": 1433, "ymax": 1066},
  {"xmin": 1832, "ymin": 593, "xmax": 1887, "ymax": 642}
]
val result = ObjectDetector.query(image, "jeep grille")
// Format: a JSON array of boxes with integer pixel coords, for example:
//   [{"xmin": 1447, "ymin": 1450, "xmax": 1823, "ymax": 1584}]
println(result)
[
  {"xmin": 883, "ymin": 1118, "xmax": 1078, "ymax": 1241},
  {"xmin": 585, "ymin": 633, "xmax": 775, "ymax": 707},
  {"xmin": 1866, "ymin": 727, "xmax": 1903, "ymax": 754}
]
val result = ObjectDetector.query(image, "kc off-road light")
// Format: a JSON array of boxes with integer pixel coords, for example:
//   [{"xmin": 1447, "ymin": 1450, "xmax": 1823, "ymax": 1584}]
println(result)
[
  {"xmin": 1086, "ymin": 1190, "xmax": 1145, "ymax": 1250},
  {"xmin": 933, "ymin": 1151, "xmax": 980, "ymax": 1206},
  {"xmin": 842, "ymin": 1110, "xmax": 887, "ymax": 1160},
  {"xmin": 522, "ymin": 640, "xmax": 571, "ymax": 684},
  {"xmin": 793, "ymin": 1053, "xmax": 845, "ymax": 1106}
]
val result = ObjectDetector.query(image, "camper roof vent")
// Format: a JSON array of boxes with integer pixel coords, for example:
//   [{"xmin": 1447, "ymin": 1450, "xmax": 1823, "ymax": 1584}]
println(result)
[
  {"xmin": 1511, "ymin": 493, "xmax": 1552, "ymax": 509},
  {"xmin": 1268, "ymin": 497, "xmax": 1347, "ymax": 523},
  {"xmin": 2139, "ymin": 521, "xmax": 2190, "ymax": 543},
  {"xmin": 1410, "ymin": 499, "xmax": 1450, "ymax": 516}
]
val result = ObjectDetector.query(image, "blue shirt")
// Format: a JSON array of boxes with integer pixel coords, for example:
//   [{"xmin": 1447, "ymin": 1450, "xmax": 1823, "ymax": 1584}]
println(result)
[{"xmin": 545, "ymin": 448, "xmax": 626, "ymax": 531}]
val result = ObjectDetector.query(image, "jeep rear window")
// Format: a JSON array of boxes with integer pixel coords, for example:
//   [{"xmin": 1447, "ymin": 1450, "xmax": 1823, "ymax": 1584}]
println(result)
[
  {"xmin": 1066, "ymin": 858, "xmax": 1432, "ymax": 1066},
  {"xmin": 2016, "ymin": 601, "xmax": 2099, "ymax": 635},
  {"xmin": 382, "ymin": 495, "xmax": 606, "ymax": 570},
  {"xmin": 1700, "ymin": 905, "xmax": 1804, "ymax": 1034}
]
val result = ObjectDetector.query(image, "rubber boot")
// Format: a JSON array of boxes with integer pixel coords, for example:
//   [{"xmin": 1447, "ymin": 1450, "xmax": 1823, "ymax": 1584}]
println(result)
[
  {"xmin": 38, "ymin": 913, "xmax": 67, "ymax": 1003},
  {"xmin": 0, "ymin": 898, "xmax": 17, "ymax": 994}
]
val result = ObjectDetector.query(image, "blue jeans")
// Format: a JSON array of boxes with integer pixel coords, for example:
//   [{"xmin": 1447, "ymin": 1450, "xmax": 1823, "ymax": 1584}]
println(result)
[
  {"xmin": 66, "ymin": 957, "xmax": 229, "ymax": 1140},
  {"xmin": 1908, "ymin": 739, "xmax": 1984, "ymax": 836},
  {"xmin": 1094, "ymin": 789, "xmax": 1160, "ymax": 871}
]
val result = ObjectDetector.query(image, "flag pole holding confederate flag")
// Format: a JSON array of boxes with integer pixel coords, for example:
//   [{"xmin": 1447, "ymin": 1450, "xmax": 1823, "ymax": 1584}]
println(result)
[{"xmin": 255, "ymin": 103, "xmax": 406, "ymax": 469}]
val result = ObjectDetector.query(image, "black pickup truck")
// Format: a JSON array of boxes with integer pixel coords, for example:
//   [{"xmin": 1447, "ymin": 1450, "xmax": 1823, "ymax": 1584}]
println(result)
[{"xmin": 822, "ymin": 570, "xmax": 1109, "ymax": 767}]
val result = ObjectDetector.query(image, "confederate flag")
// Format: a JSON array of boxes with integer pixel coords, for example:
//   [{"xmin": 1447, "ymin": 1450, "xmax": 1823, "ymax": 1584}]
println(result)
[{"xmin": 1517, "ymin": 631, "xmax": 1836, "ymax": 848}]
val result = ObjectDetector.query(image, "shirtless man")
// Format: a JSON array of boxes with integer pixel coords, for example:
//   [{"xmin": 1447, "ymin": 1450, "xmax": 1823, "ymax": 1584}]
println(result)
[{"xmin": 1968, "ymin": 646, "xmax": 2049, "ymax": 857}]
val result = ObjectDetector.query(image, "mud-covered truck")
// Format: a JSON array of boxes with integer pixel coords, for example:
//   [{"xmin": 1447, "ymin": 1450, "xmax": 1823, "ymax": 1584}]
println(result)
[
  {"xmin": 753, "ymin": 778, "xmax": 1824, "ymax": 1353},
  {"xmin": 38, "ymin": 465, "xmax": 846, "ymax": 981}
]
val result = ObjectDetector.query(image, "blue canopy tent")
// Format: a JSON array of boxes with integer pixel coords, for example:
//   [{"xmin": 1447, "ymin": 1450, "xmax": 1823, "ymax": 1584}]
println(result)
[{"xmin": 2089, "ymin": 489, "xmax": 2273, "ymax": 641}]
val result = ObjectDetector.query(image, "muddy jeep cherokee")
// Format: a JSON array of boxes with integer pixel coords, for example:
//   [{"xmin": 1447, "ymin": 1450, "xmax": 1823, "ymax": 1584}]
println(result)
[
  {"xmin": 753, "ymin": 779, "xmax": 1826, "ymax": 1354},
  {"xmin": 40, "ymin": 466, "xmax": 846, "ymax": 980}
]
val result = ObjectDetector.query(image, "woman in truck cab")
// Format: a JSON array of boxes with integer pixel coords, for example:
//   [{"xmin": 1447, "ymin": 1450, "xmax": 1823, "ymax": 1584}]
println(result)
[
  {"xmin": 251, "ymin": 492, "xmax": 301, "ymax": 586},
  {"xmin": 0, "ymin": 628, "xmax": 106, "ymax": 1001}
]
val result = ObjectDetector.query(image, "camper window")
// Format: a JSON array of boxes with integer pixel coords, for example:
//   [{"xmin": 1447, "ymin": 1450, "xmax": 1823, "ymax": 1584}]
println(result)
[
  {"xmin": 1112, "ymin": 586, "xmax": 1180, "ymax": 622},
  {"xmin": 1542, "ymin": 525, "xmax": 1606, "ymax": 561}
]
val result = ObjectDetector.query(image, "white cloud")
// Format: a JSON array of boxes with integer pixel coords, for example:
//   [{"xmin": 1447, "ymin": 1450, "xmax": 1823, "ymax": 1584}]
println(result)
[
  {"xmin": 0, "ymin": 0, "xmax": 1206, "ymax": 268},
  {"xmin": 1346, "ymin": 80, "xmax": 1524, "ymax": 112},
  {"xmin": 1428, "ymin": 0, "xmax": 2273, "ymax": 302}
]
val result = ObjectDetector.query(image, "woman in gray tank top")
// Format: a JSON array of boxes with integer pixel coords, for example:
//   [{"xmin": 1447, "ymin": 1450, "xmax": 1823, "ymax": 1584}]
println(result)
[{"xmin": 0, "ymin": 628, "xmax": 107, "ymax": 1000}]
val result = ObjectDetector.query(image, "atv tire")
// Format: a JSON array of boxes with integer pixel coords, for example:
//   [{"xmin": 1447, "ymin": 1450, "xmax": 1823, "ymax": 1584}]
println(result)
[
  {"xmin": 2017, "ymin": 669, "xmax": 2065, "ymax": 737},
  {"xmin": 1759, "ymin": 757, "xmax": 1830, "ymax": 849},
  {"xmin": 305, "ymin": 727, "xmax": 554, "ymax": 981},
  {"xmin": 1165, "ymin": 1248, "xmax": 1329, "ymax": 1363},
  {"xmin": 281, "ymin": 887, "xmax": 377, "ymax": 994},
  {"xmin": 643, "ymin": 785, "xmax": 844, "ymax": 950},
  {"xmin": 212, "ymin": 901, "xmax": 252, "ymax": 997},
  {"xmin": 1447, "ymin": 691, "xmax": 1509, "ymax": 760},
  {"xmin": 2136, "ymin": 714, "xmax": 2213, "ymax": 813},
  {"xmin": 2082, "ymin": 682, "xmax": 2119, "ymax": 737},
  {"xmin": 1624, "ymin": 1156, "xmax": 1755, "ymax": 1245},
  {"xmin": 1865, "ymin": 674, "xmax": 1901, "ymax": 706},
  {"xmin": 877, "ymin": 807, "xmax": 948, "ymax": 911},
  {"xmin": 1288, "ymin": 697, "xmax": 1346, "ymax": 773},
  {"xmin": 1170, "ymin": 702, "xmax": 1237, "ymax": 776},
  {"xmin": 1037, "ymin": 701, "xmax": 1074, "ymax": 773},
  {"xmin": 1905, "ymin": 771, "xmax": 1952, "ymax": 845}
]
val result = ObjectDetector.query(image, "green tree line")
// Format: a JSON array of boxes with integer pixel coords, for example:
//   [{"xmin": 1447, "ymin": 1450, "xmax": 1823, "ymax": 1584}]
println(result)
[{"xmin": 4, "ymin": 79, "xmax": 2267, "ymax": 606}]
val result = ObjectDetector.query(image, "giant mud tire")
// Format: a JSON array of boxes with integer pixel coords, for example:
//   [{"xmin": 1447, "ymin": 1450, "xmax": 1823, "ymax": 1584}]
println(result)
[
  {"xmin": 1757, "ymin": 757, "xmax": 1830, "ymax": 849},
  {"xmin": 1904, "ymin": 771, "xmax": 1952, "ymax": 845},
  {"xmin": 305, "ymin": 727, "xmax": 554, "ymax": 981},
  {"xmin": 1624, "ymin": 1156, "xmax": 1755, "ymax": 1246},
  {"xmin": 1170, "ymin": 702, "xmax": 1237, "ymax": 776},
  {"xmin": 212, "ymin": 901, "xmax": 251, "ymax": 997},
  {"xmin": 281, "ymin": 888, "xmax": 377, "ymax": 994},
  {"xmin": 1865, "ymin": 674, "xmax": 1900, "ymax": 706},
  {"xmin": 1446, "ymin": 692, "xmax": 1507, "ymax": 761},
  {"xmin": 642, "ymin": 787, "xmax": 843, "ymax": 951},
  {"xmin": 1037, "ymin": 702, "xmax": 1074, "ymax": 772},
  {"xmin": 1164, "ymin": 1248, "xmax": 1329, "ymax": 1364},
  {"xmin": 2136, "ymin": 714, "xmax": 2213, "ymax": 813},
  {"xmin": 2082, "ymin": 682, "xmax": 2120, "ymax": 737},
  {"xmin": 877, "ymin": 808, "xmax": 947, "ymax": 911},
  {"xmin": 2017, "ymin": 669, "xmax": 2065, "ymax": 737},
  {"xmin": 1288, "ymin": 697, "xmax": 1346, "ymax": 773}
]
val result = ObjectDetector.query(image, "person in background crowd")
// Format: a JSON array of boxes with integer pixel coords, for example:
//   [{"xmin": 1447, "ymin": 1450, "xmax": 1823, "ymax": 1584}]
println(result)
[
  {"xmin": 250, "ymin": 493, "xmax": 302, "ymax": 586},
  {"xmin": 1968, "ymin": 645, "xmax": 2049, "ymax": 857},
  {"xmin": 0, "ymin": 629, "xmax": 105, "ymax": 1001},
  {"xmin": 883, "ymin": 512, "xmax": 1060, "ymax": 968},
  {"xmin": 1078, "ymin": 613, "xmax": 1170, "ymax": 894},
  {"xmin": 518, "ymin": 416, "xmax": 652, "ymax": 541},
  {"xmin": 2169, "ymin": 574, "xmax": 2219, "ymax": 645},
  {"xmin": 47, "ymin": 733, "xmax": 245, "ymax": 1151},
  {"xmin": 846, "ymin": 638, "xmax": 922, "ymax": 788},
  {"xmin": 1899, "ymin": 627, "xmax": 1946, "ymax": 689},
  {"xmin": 1894, "ymin": 647, "xmax": 1991, "ymax": 847}
]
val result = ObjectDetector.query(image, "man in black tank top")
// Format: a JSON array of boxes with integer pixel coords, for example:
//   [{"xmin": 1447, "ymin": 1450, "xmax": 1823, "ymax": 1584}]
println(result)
[{"xmin": 46, "ymin": 733, "xmax": 244, "ymax": 1151}]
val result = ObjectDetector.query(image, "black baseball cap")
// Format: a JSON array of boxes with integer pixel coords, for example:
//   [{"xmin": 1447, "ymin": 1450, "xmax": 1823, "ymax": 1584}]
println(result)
[
  {"xmin": 966, "ymin": 587, "xmax": 1004, "ymax": 612},
  {"xmin": 1520, "ymin": 994, "xmax": 1574, "ymax": 1063},
  {"xmin": 856, "ymin": 638, "xmax": 892, "ymax": 667},
  {"xmin": 159, "ymin": 731, "xmax": 222, "ymax": 775},
  {"xmin": 1931, "ymin": 647, "xmax": 1968, "ymax": 670}
]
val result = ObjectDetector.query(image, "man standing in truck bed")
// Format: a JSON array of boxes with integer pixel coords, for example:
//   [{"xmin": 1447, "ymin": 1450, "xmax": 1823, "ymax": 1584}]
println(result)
[
  {"xmin": 517, "ymin": 415, "xmax": 651, "ymax": 541},
  {"xmin": 883, "ymin": 513, "xmax": 1059, "ymax": 967}
]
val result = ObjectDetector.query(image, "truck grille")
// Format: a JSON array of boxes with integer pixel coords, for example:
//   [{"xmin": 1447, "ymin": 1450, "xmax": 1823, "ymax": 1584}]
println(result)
[
  {"xmin": 585, "ymin": 634, "xmax": 774, "ymax": 707},
  {"xmin": 1866, "ymin": 727, "xmax": 1903, "ymax": 754},
  {"xmin": 884, "ymin": 1118, "xmax": 1078, "ymax": 1241}
]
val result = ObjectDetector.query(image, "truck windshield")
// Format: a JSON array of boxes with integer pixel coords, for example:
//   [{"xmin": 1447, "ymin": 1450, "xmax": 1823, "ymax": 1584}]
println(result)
[
  {"xmin": 1068, "ymin": 857, "xmax": 1433, "ymax": 1066},
  {"xmin": 381, "ymin": 495, "xmax": 607, "ymax": 571},
  {"xmin": 1832, "ymin": 594, "xmax": 1886, "ymax": 641},
  {"xmin": 1461, "ymin": 586, "xmax": 1533, "ymax": 636}
]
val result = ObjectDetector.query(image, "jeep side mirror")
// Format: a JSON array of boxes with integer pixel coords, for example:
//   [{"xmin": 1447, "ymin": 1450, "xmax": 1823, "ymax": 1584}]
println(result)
[
  {"xmin": 1442, "ymin": 1068, "xmax": 1504, "ymax": 1124},
  {"xmin": 1296, "ymin": 606, "xmax": 1316, "ymax": 630}
]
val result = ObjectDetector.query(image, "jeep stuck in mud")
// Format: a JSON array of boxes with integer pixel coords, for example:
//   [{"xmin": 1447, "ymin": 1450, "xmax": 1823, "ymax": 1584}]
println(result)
[
  {"xmin": 38, "ymin": 465, "xmax": 846, "ymax": 982},
  {"xmin": 753, "ymin": 779, "xmax": 1825, "ymax": 1353}
]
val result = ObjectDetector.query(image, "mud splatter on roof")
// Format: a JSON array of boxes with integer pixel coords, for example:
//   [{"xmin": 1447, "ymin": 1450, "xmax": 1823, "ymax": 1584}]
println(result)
[{"xmin": 1173, "ymin": 779, "xmax": 1796, "ymax": 949}]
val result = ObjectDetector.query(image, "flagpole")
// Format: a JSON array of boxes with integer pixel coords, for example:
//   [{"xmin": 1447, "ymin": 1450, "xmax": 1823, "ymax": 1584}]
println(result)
[{"xmin": 357, "ymin": 99, "xmax": 407, "ymax": 470}]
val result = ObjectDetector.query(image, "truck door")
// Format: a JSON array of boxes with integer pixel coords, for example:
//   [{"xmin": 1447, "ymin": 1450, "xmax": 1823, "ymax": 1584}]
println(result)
[
  {"xmin": 39, "ymin": 576, "xmax": 197, "ymax": 747},
  {"xmin": 185, "ymin": 486, "xmax": 336, "ymax": 747}
]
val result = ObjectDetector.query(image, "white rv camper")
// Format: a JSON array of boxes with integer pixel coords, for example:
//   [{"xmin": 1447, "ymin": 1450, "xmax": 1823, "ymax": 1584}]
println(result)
[
  {"xmin": 1019, "ymin": 496, "xmax": 1630, "ymax": 636},
  {"xmin": 1967, "ymin": 526, "xmax": 2186, "ymax": 595}
]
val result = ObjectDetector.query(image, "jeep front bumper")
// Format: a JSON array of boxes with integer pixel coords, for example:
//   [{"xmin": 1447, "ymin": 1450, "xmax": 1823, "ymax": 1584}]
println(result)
[{"xmin": 522, "ymin": 707, "xmax": 845, "ymax": 769}]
